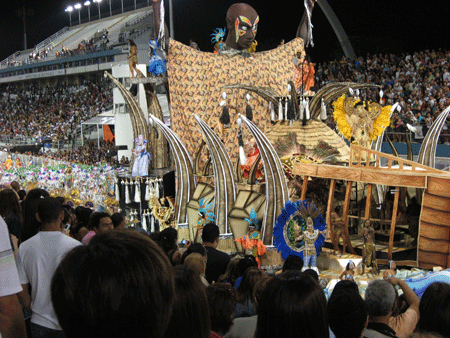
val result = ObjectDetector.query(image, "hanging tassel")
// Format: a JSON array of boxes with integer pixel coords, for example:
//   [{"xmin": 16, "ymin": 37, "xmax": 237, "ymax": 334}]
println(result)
[
  {"xmin": 278, "ymin": 98, "xmax": 283, "ymax": 120},
  {"xmin": 379, "ymin": 89, "xmax": 384, "ymax": 104},
  {"xmin": 134, "ymin": 179, "xmax": 141, "ymax": 203},
  {"xmin": 284, "ymin": 97, "xmax": 289, "ymax": 120},
  {"xmin": 125, "ymin": 180, "xmax": 131, "ymax": 204},
  {"xmin": 115, "ymin": 178, "xmax": 120, "ymax": 202},
  {"xmin": 245, "ymin": 93, "xmax": 253, "ymax": 121},
  {"xmin": 129, "ymin": 209, "xmax": 135, "ymax": 222},
  {"xmin": 144, "ymin": 178, "xmax": 150, "ymax": 201},
  {"xmin": 142, "ymin": 211, "xmax": 148, "ymax": 232},
  {"xmin": 305, "ymin": 98, "xmax": 311, "ymax": 120},
  {"xmin": 320, "ymin": 98, "xmax": 327, "ymax": 120},
  {"xmin": 150, "ymin": 211, "xmax": 155, "ymax": 233},
  {"xmin": 237, "ymin": 118, "xmax": 247, "ymax": 165},
  {"xmin": 155, "ymin": 178, "xmax": 160, "ymax": 199},
  {"xmin": 269, "ymin": 101, "xmax": 275, "ymax": 122},
  {"xmin": 158, "ymin": 0, "xmax": 166, "ymax": 49},
  {"xmin": 299, "ymin": 99, "xmax": 305, "ymax": 120},
  {"xmin": 302, "ymin": 99, "xmax": 307, "ymax": 126},
  {"xmin": 159, "ymin": 178, "xmax": 164, "ymax": 197},
  {"xmin": 303, "ymin": 0, "xmax": 314, "ymax": 47}
]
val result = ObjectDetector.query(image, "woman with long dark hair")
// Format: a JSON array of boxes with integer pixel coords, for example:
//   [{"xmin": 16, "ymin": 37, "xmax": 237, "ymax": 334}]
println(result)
[{"xmin": 21, "ymin": 188, "xmax": 49, "ymax": 242}]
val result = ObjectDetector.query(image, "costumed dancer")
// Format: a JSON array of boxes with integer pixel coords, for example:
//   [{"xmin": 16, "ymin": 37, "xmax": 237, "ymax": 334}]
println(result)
[
  {"xmin": 196, "ymin": 197, "xmax": 215, "ymax": 242},
  {"xmin": 361, "ymin": 219, "xmax": 378, "ymax": 275},
  {"xmin": 235, "ymin": 208, "xmax": 266, "ymax": 268},
  {"xmin": 339, "ymin": 260, "xmax": 356, "ymax": 281},
  {"xmin": 131, "ymin": 135, "xmax": 151, "ymax": 177},
  {"xmin": 148, "ymin": 38, "xmax": 167, "ymax": 76},
  {"xmin": 128, "ymin": 39, "xmax": 138, "ymax": 78},
  {"xmin": 298, "ymin": 217, "xmax": 326, "ymax": 273},
  {"xmin": 331, "ymin": 206, "xmax": 347, "ymax": 255}
]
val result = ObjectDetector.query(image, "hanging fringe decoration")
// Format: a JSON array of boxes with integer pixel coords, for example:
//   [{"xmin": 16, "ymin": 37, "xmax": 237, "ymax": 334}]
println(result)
[
  {"xmin": 284, "ymin": 97, "xmax": 289, "ymax": 120},
  {"xmin": 305, "ymin": 98, "xmax": 311, "ymax": 120},
  {"xmin": 134, "ymin": 179, "xmax": 141, "ymax": 203},
  {"xmin": 270, "ymin": 101, "xmax": 276, "ymax": 122},
  {"xmin": 144, "ymin": 178, "xmax": 150, "ymax": 201},
  {"xmin": 155, "ymin": 178, "xmax": 160, "ymax": 199},
  {"xmin": 320, "ymin": 97, "xmax": 327, "ymax": 120},
  {"xmin": 142, "ymin": 210, "xmax": 148, "ymax": 232},
  {"xmin": 278, "ymin": 98, "xmax": 283, "ymax": 120},
  {"xmin": 237, "ymin": 118, "xmax": 247, "ymax": 165},
  {"xmin": 115, "ymin": 178, "xmax": 120, "ymax": 201},
  {"xmin": 150, "ymin": 211, "xmax": 155, "ymax": 233},
  {"xmin": 245, "ymin": 93, "xmax": 253, "ymax": 121},
  {"xmin": 304, "ymin": 0, "xmax": 314, "ymax": 47},
  {"xmin": 158, "ymin": 0, "xmax": 166, "ymax": 49},
  {"xmin": 125, "ymin": 179, "xmax": 131, "ymax": 204}
]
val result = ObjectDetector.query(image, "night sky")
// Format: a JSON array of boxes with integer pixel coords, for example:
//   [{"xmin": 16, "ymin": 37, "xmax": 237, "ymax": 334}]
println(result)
[{"xmin": 1, "ymin": 0, "xmax": 449, "ymax": 63}]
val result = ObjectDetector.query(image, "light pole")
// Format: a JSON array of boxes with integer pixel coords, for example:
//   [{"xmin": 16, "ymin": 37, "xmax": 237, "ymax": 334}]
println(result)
[
  {"xmin": 134, "ymin": 0, "xmax": 136, "ymax": 10},
  {"xmin": 74, "ymin": 3, "xmax": 82, "ymax": 25},
  {"xmin": 84, "ymin": 1, "xmax": 91, "ymax": 22},
  {"xmin": 106, "ymin": 0, "xmax": 112, "ymax": 16},
  {"xmin": 93, "ymin": 0, "xmax": 102, "ymax": 19},
  {"xmin": 65, "ymin": 5, "xmax": 73, "ymax": 26}
]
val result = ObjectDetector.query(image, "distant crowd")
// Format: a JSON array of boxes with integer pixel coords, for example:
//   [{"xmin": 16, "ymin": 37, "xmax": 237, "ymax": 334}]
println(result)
[
  {"xmin": 317, "ymin": 48, "xmax": 450, "ymax": 143},
  {"xmin": 0, "ymin": 80, "xmax": 113, "ymax": 141}
]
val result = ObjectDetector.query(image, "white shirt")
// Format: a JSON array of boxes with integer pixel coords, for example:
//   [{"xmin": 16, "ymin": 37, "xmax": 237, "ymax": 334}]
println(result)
[
  {"xmin": 16, "ymin": 231, "xmax": 80, "ymax": 330},
  {"xmin": 0, "ymin": 216, "xmax": 22, "ymax": 298}
]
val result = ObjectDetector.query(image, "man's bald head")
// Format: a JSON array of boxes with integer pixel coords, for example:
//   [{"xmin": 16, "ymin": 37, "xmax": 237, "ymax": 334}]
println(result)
[{"xmin": 225, "ymin": 3, "xmax": 259, "ymax": 51}]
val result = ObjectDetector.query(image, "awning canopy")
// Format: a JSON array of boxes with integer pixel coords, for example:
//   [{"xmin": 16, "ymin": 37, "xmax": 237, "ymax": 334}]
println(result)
[{"xmin": 81, "ymin": 115, "xmax": 115, "ymax": 125}]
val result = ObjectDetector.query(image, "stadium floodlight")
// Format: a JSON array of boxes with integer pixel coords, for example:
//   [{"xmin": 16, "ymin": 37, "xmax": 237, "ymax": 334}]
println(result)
[
  {"xmin": 74, "ymin": 3, "xmax": 82, "ymax": 25},
  {"xmin": 65, "ymin": 5, "xmax": 74, "ymax": 26},
  {"xmin": 93, "ymin": 0, "xmax": 102, "ymax": 19},
  {"xmin": 84, "ymin": 1, "xmax": 91, "ymax": 22},
  {"xmin": 106, "ymin": 0, "xmax": 112, "ymax": 17}
]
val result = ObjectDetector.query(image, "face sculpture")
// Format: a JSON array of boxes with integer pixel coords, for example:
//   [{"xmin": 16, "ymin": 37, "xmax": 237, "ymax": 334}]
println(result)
[{"xmin": 225, "ymin": 3, "xmax": 259, "ymax": 51}]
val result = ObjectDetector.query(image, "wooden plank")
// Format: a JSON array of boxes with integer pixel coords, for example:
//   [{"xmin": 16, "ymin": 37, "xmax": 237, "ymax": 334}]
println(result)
[
  {"xmin": 419, "ymin": 236, "xmax": 450, "ymax": 254},
  {"xmin": 377, "ymin": 259, "xmax": 418, "ymax": 267},
  {"xmin": 342, "ymin": 181, "xmax": 356, "ymax": 254},
  {"xmin": 388, "ymin": 187, "xmax": 400, "ymax": 260},
  {"xmin": 360, "ymin": 171, "xmax": 427, "ymax": 188},
  {"xmin": 420, "ymin": 206, "xmax": 450, "ymax": 227},
  {"xmin": 300, "ymin": 176, "xmax": 308, "ymax": 201},
  {"xmin": 326, "ymin": 179, "xmax": 336, "ymax": 246},
  {"xmin": 426, "ymin": 176, "xmax": 450, "ymax": 198},
  {"xmin": 365, "ymin": 184, "xmax": 372, "ymax": 220},
  {"xmin": 418, "ymin": 250, "xmax": 448, "ymax": 268},
  {"xmin": 292, "ymin": 163, "xmax": 428, "ymax": 188},
  {"xmin": 422, "ymin": 193, "xmax": 450, "ymax": 211},
  {"xmin": 419, "ymin": 220, "xmax": 450, "ymax": 240}
]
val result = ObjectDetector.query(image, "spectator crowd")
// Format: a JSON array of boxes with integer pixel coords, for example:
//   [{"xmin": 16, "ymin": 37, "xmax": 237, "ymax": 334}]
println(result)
[
  {"xmin": 316, "ymin": 48, "xmax": 450, "ymax": 143},
  {"xmin": 1, "ymin": 182, "xmax": 450, "ymax": 338},
  {"xmin": 0, "ymin": 79, "xmax": 112, "ymax": 141}
]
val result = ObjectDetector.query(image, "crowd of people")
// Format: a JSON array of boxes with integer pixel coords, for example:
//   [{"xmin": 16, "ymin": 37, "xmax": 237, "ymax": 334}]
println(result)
[
  {"xmin": 1, "ymin": 182, "xmax": 450, "ymax": 338},
  {"xmin": 0, "ymin": 80, "xmax": 113, "ymax": 141},
  {"xmin": 317, "ymin": 48, "xmax": 450, "ymax": 143},
  {"xmin": 38, "ymin": 140, "xmax": 117, "ymax": 166}
]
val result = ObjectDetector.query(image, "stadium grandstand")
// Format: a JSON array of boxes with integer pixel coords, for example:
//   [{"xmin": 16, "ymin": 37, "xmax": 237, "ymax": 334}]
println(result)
[{"xmin": 0, "ymin": 2, "xmax": 167, "ymax": 162}]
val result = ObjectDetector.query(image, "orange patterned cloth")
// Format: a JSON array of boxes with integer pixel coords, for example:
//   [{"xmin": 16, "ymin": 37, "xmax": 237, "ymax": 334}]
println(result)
[
  {"xmin": 167, "ymin": 38, "xmax": 305, "ymax": 161},
  {"xmin": 294, "ymin": 62, "xmax": 315, "ymax": 92}
]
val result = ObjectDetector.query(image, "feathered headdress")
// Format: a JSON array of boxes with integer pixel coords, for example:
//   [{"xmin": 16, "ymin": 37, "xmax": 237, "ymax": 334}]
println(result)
[
  {"xmin": 198, "ymin": 197, "xmax": 215, "ymax": 222},
  {"xmin": 244, "ymin": 207, "xmax": 259, "ymax": 230},
  {"xmin": 211, "ymin": 28, "xmax": 226, "ymax": 44},
  {"xmin": 297, "ymin": 201, "xmax": 321, "ymax": 221}
]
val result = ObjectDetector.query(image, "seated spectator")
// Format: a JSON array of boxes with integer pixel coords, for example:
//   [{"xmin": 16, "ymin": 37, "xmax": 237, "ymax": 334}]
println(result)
[
  {"xmin": 218, "ymin": 257, "xmax": 241, "ymax": 286},
  {"xmin": 364, "ymin": 279, "xmax": 398, "ymax": 338},
  {"xmin": 207, "ymin": 283, "xmax": 237, "ymax": 338},
  {"xmin": 234, "ymin": 255, "xmax": 258, "ymax": 288},
  {"xmin": 235, "ymin": 267, "xmax": 263, "ymax": 318},
  {"xmin": 225, "ymin": 276, "xmax": 272, "ymax": 338},
  {"xmin": 164, "ymin": 266, "xmax": 210, "ymax": 338},
  {"xmin": 328, "ymin": 288, "xmax": 368, "ymax": 338},
  {"xmin": 256, "ymin": 270, "xmax": 329, "ymax": 338},
  {"xmin": 81, "ymin": 212, "xmax": 113, "ymax": 244},
  {"xmin": 303, "ymin": 268, "xmax": 319, "ymax": 283},
  {"xmin": 386, "ymin": 277, "xmax": 419, "ymax": 338},
  {"xmin": 184, "ymin": 253, "xmax": 209, "ymax": 286},
  {"xmin": 111, "ymin": 212, "xmax": 126, "ymax": 229},
  {"xmin": 157, "ymin": 226, "xmax": 183, "ymax": 265},
  {"xmin": 51, "ymin": 230, "xmax": 174, "ymax": 338},
  {"xmin": 415, "ymin": 282, "xmax": 450, "ymax": 338},
  {"xmin": 282, "ymin": 254, "xmax": 304, "ymax": 272},
  {"xmin": 202, "ymin": 223, "xmax": 231, "ymax": 284},
  {"xmin": 180, "ymin": 242, "xmax": 207, "ymax": 264}
]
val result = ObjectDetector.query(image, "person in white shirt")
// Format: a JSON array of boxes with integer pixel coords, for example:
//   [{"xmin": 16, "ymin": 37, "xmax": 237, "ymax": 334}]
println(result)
[
  {"xmin": 0, "ymin": 216, "xmax": 26, "ymax": 338},
  {"xmin": 16, "ymin": 197, "xmax": 81, "ymax": 338}
]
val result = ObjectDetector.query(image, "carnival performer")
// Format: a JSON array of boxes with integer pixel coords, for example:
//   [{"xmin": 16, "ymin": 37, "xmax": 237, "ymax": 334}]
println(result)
[
  {"xmin": 294, "ymin": 51, "xmax": 315, "ymax": 94},
  {"xmin": 297, "ymin": 217, "xmax": 326, "ymax": 273},
  {"xmin": 196, "ymin": 197, "xmax": 215, "ymax": 242},
  {"xmin": 339, "ymin": 260, "xmax": 356, "ymax": 280},
  {"xmin": 127, "ymin": 39, "xmax": 138, "ymax": 78},
  {"xmin": 331, "ymin": 206, "xmax": 347, "ymax": 255},
  {"xmin": 361, "ymin": 219, "xmax": 378, "ymax": 275},
  {"xmin": 131, "ymin": 135, "xmax": 150, "ymax": 177},
  {"xmin": 235, "ymin": 208, "xmax": 266, "ymax": 268}
]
